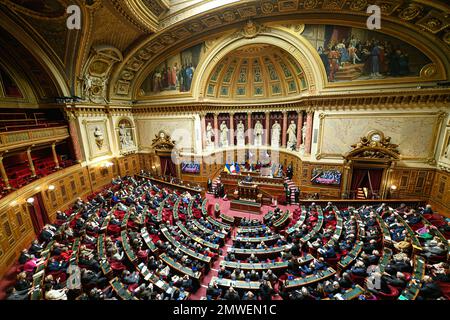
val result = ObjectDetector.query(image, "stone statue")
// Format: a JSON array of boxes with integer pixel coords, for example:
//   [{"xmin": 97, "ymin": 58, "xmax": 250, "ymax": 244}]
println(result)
[
  {"xmin": 301, "ymin": 122, "xmax": 307, "ymax": 145},
  {"xmin": 93, "ymin": 126, "xmax": 104, "ymax": 149},
  {"xmin": 220, "ymin": 121, "xmax": 229, "ymax": 147},
  {"xmin": 119, "ymin": 124, "xmax": 135, "ymax": 149},
  {"xmin": 271, "ymin": 120, "xmax": 281, "ymax": 148},
  {"xmin": 82, "ymin": 74, "xmax": 92, "ymax": 100},
  {"xmin": 287, "ymin": 120, "xmax": 297, "ymax": 150},
  {"xmin": 254, "ymin": 120, "xmax": 263, "ymax": 147},
  {"xmin": 119, "ymin": 124, "xmax": 127, "ymax": 147},
  {"xmin": 205, "ymin": 122, "xmax": 214, "ymax": 149},
  {"xmin": 236, "ymin": 120, "xmax": 245, "ymax": 147}
]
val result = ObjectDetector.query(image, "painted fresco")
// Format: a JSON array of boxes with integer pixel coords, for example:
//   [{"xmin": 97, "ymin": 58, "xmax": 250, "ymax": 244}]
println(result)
[
  {"xmin": 140, "ymin": 43, "xmax": 205, "ymax": 95},
  {"xmin": 303, "ymin": 25, "xmax": 431, "ymax": 82}
]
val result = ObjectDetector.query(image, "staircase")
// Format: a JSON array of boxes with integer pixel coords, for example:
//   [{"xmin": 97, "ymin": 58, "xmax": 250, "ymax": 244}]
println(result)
[
  {"xmin": 284, "ymin": 177, "xmax": 299, "ymax": 205},
  {"xmin": 355, "ymin": 187, "xmax": 367, "ymax": 200},
  {"xmin": 334, "ymin": 63, "xmax": 364, "ymax": 81},
  {"xmin": 210, "ymin": 177, "xmax": 221, "ymax": 194}
]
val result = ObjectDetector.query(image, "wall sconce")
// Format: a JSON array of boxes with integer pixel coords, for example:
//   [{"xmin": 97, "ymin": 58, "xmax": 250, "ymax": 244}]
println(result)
[
  {"xmin": 26, "ymin": 197, "xmax": 35, "ymax": 205},
  {"xmin": 48, "ymin": 185, "xmax": 55, "ymax": 191},
  {"xmin": 390, "ymin": 185, "xmax": 397, "ymax": 191}
]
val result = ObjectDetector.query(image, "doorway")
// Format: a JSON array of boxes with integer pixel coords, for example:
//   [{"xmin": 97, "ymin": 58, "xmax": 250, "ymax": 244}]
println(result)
[
  {"xmin": 350, "ymin": 168, "xmax": 385, "ymax": 199},
  {"xmin": 27, "ymin": 193, "xmax": 50, "ymax": 235}
]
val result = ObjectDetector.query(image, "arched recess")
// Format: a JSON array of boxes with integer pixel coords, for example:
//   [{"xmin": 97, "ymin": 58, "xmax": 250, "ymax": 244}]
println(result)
[
  {"xmin": 0, "ymin": 11, "xmax": 70, "ymax": 97},
  {"xmin": 192, "ymin": 30, "xmax": 325, "ymax": 102},
  {"xmin": 0, "ymin": 59, "xmax": 37, "ymax": 105},
  {"xmin": 132, "ymin": 25, "xmax": 326, "ymax": 102}
]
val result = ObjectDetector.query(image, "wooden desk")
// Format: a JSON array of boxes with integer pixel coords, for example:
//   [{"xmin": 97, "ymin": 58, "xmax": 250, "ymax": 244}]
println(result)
[
  {"xmin": 230, "ymin": 199, "xmax": 261, "ymax": 214},
  {"xmin": 399, "ymin": 256, "xmax": 425, "ymax": 300},
  {"xmin": 220, "ymin": 213, "xmax": 235, "ymax": 225},
  {"xmin": 207, "ymin": 216, "xmax": 232, "ymax": 231},
  {"xmin": 332, "ymin": 285, "xmax": 365, "ymax": 300},
  {"xmin": 234, "ymin": 234, "xmax": 280, "ymax": 244},
  {"xmin": 110, "ymin": 278, "xmax": 138, "ymax": 300},
  {"xmin": 210, "ymin": 276, "xmax": 261, "ymax": 291},
  {"xmin": 273, "ymin": 210, "xmax": 290, "ymax": 229},
  {"xmin": 284, "ymin": 267, "xmax": 336, "ymax": 289},
  {"xmin": 176, "ymin": 221, "xmax": 220, "ymax": 251},
  {"xmin": 160, "ymin": 227, "xmax": 212, "ymax": 266},
  {"xmin": 159, "ymin": 253, "xmax": 201, "ymax": 281},
  {"xmin": 220, "ymin": 260, "xmax": 289, "ymax": 273}
]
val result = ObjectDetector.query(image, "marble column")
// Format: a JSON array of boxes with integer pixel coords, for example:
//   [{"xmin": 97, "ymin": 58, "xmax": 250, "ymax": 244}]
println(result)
[
  {"xmin": 66, "ymin": 111, "xmax": 83, "ymax": 162},
  {"xmin": 281, "ymin": 111, "xmax": 288, "ymax": 148},
  {"xmin": 265, "ymin": 112, "xmax": 270, "ymax": 146},
  {"xmin": 27, "ymin": 148, "xmax": 36, "ymax": 177},
  {"xmin": 297, "ymin": 111, "xmax": 304, "ymax": 149},
  {"xmin": 213, "ymin": 113, "xmax": 219, "ymax": 148},
  {"xmin": 200, "ymin": 113, "xmax": 206, "ymax": 150},
  {"xmin": 305, "ymin": 110, "xmax": 314, "ymax": 154},
  {"xmin": 51, "ymin": 143, "xmax": 60, "ymax": 169},
  {"xmin": 229, "ymin": 113, "xmax": 234, "ymax": 146},
  {"xmin": 0, "ymin": 154, "xmax": 11, "ymax": 190},
  {"xmin": 247, "ymin": 112, "xmax": 252, "ymax": 145}
]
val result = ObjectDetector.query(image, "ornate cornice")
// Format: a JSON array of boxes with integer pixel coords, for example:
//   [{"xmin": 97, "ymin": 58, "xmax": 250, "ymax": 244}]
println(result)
[
  {"xmin": 129, "ymin": 88, "xmax": 450, "ymax": 115},
  {"xmin": 109, "ymin": 0, "xmax": 450, "ymax": 99}
]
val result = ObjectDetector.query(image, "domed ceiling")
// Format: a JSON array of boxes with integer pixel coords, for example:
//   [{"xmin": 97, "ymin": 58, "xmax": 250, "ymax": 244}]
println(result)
[{"xmin": 205, "ymin": 44, "xmax": 308, "ymax": 100}]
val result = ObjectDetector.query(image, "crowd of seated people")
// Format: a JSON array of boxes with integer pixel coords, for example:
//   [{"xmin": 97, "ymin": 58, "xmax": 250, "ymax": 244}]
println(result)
[{"xmin": 4, "ymin": 175, "xmax": 449, "ymax": 300}]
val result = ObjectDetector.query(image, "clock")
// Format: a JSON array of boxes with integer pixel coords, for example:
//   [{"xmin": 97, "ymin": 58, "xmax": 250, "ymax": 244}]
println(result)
[{"xmin": 370, "ymin": 133, "xmax": 382, "ymax": 142}]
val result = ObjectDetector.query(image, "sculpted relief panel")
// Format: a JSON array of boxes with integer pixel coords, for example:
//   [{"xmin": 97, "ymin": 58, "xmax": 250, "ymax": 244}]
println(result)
[
  {"xmin": 136, "ymin": 117, "xmax": 196, "ymax": 152},
  {"xmin": 318, "ymin": 113, "xmax": 443, "ymax": 161}
]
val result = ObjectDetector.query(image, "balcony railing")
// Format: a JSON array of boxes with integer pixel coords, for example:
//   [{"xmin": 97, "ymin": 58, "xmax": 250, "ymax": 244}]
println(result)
[{"xmin": 0, "ymin": 126, "xmax": 70, "ymax": 151}]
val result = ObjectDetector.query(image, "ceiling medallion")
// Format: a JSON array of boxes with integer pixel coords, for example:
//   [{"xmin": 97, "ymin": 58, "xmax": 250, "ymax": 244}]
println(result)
[
  {"xmin": 349, "ymin": 0, "xmax": 367, "ymax": 11},
  {"xmin": 261, "ymin": 1, "xmax": 274, "ymax": 14},
  {"xmin": 398, "ymin": 4, "xmax": 422, "ymax": 21},
  {"xmin": 303, "ymin": 0, "xmax": 318, "ymax": 9},
  {"xmin": 242, "ymin": 20, "xmax": 261, "ymax": 39},
  {"xmin": 222, "ymin": 11, "xmax": 236, "ymax": 22}
]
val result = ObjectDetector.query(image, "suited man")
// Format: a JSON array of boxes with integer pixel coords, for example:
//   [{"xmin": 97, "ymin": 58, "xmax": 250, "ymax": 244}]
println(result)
[{"xmin": 419, "ymin": 276, "xmax": 443, "ymax": 299}]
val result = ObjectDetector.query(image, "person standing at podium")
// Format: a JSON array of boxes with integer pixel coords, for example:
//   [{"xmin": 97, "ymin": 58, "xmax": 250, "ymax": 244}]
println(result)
[{"xmin": 245, "ymin": 174, "xmax": 253, "ymax": 183}]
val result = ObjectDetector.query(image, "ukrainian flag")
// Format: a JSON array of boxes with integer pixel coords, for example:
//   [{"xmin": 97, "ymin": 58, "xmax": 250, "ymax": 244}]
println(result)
[{"xmin": 224, "ymin": 163, "xmax": 231, "ymax": 173}]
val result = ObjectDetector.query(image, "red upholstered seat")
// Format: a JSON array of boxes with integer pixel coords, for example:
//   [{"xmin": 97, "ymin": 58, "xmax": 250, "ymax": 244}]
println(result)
[
  {"xmin": 376, "ymin": 285, "xmax": 400, "ymax": 300},
  {"xmin": 350, "ymin": 273, "xmax": 366, "ymax": 286}
]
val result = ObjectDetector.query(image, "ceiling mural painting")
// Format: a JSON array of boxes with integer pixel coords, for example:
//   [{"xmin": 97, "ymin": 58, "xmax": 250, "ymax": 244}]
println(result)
[
  {"xmin": 303, "ymin": 24, "xmax": 433, "ymax": 83},
  {"xmin": 204, "ymin": 44, "xmax": 308, "ymax": 100},
  {"xmin": 139, "ymin": 42, "xmax": 205, "ymax": 96}
]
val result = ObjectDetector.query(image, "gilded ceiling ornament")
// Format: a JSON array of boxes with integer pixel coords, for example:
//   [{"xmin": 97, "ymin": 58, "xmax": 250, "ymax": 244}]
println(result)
[
  {"xmin": 375, "ymin": 1, "xmax": 401, "ymax": 15},
  {"xmin": 349, "ymin": 0, "xmax": 367, "ymax": 11},
  {"xmin": 347, "ymin": 131, "xmax": 400, "ymax": 160},
  {"xmin": 443, "ymin": 31, "xmax": 450, "ymax": 45},
  {"xmin": 417, "ymin": 10, "xmax": 449, "ymax": 33},
  {"xmin": 120, "ymin": 70, "xmax": 135, "ymax": 81},
  {"xmin": 189, "ymin": 22, "xmax": 204, "ymax": 32},
  {"xmin": 398, "ymin": 4, "xmax": 422, "ymax": 21},
  {"xmin": 420, "ymin": 63, "xmax": 437, "ymax": 78},
  {"xmin": 322, "ymin": 0, "xmax": 346, "ymax": 10},
  {"xmin": 242, "ymin": 20, "xmax": 261, "ymax": 38},
  {"xmin": 161, "ymin": 35, "xmax": 175, "ymax": 44},
  {"xmin": 261, "ymin": 1, "xmax": 274, "ymax": 14},
  {"xmin": 237, "ymin": 6, "xmax": 257, "ymax": 18},
  {"xmin": 222, "ymin": 11, "xmax": 236, "ymax": 22},
  {"xmin": 138, "ymin": 49, "xmax": 153, "ymax": 60},
  {"xmin": 303, "ymin": 0, "xmax": 318, "ymax": 10}
]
